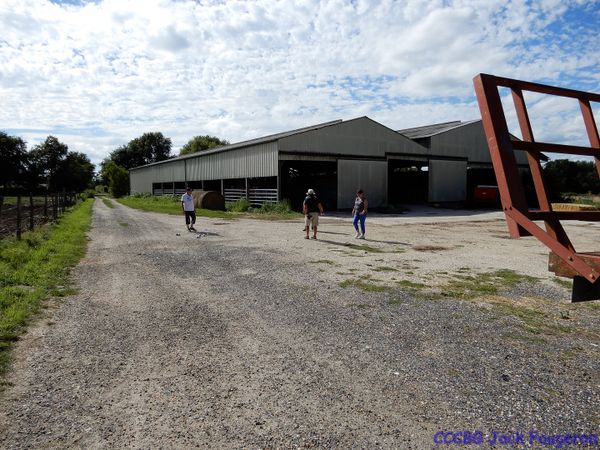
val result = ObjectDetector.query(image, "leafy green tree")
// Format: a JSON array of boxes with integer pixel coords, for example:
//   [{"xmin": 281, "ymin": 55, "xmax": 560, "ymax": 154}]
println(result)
[
  {"xmin": 55, "ymin": 152, "xmax": 95, "ymax": 192},
  {"xmin": 543, "ymin": 159, "xmax": 600, "ymax": 200},
  {"xmin": 29, "ymin": 136, "xmax": 69, "ymax": 191},
  {"xmin": 110, "ymin": 132, "xmax": 172, "ymax": 169},
  {"xmin": 180, "ymin": 135, "xmax": 229, "ymax": 156},
  {"xmin": 0, "ymin": 132, "xmax": 28, "ymax": 188},
  {"xmin": 101, "ymin": 160, "xmax": 129, "ymax": 197}
]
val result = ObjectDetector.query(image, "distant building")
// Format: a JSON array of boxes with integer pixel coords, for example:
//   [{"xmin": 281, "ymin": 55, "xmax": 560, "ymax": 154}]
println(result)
[{"xmin": 129, "ymin": 117, "xmax": 529, "ymax": 210}]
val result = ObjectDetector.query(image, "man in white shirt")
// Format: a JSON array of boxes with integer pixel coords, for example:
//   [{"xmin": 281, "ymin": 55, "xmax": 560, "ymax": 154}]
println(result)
[{"xmin": 181, "ymin": 187, "xmax": 196, "ymax": 232}]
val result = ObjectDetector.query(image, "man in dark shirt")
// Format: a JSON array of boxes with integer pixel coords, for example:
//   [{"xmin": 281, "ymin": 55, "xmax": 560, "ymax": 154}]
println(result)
[{"xmin": 303, "ymin": 188, "xmax": 324, "ymax": 239}]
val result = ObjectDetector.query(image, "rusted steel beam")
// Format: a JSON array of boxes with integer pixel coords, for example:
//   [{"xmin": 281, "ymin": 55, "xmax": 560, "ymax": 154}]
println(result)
[
  {"xmin": 487, "ymin": 74, "xmax": 600, "ymax": 102},
  {"xmin": 579, "ymin": 99, "xmax": 600, "ymax": 178},
  {"xmin": 474, "ymin": 74, "xmax": 529, "ymax": 237},
  {"xmin": 511, "ymin": 140, "xmax": 600, "ymax": 157},
  {"xmin": 473, "ymin": 73, "xmax": 600, "ymax": 301},
  {"xmin": 505, "ymin": 207, "xmax": 599, "ymax": 283}
]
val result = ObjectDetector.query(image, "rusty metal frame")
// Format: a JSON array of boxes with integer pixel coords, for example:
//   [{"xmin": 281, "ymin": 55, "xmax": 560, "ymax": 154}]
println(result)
[{"xmin": 473, "ymin": 73, "xmax": 600, "ymax": 301}]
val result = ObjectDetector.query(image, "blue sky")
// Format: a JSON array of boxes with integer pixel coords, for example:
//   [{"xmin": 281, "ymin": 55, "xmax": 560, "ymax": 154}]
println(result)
[{"xmin": 1, "ymin": 0, "xmax": 599, "ymax": 167}]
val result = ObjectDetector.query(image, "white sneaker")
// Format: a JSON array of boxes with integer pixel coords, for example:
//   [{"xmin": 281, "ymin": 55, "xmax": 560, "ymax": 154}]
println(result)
[
  {"xmin": 355, "ymin": 231, "xmax": 361, "ymax": 238},
  {"xmin": 358, "ymin": 234, "xmax": 365, "ymax": 239}
]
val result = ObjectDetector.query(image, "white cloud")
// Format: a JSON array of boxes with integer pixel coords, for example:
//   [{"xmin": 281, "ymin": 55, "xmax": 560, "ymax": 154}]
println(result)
[{"xmin": 0, "ymin": 0, "xmax": 598, "ymax": 167}]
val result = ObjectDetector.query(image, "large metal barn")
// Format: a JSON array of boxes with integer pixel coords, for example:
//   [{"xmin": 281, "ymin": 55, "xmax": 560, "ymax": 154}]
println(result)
[{"xmin": 129, "ymin": 116, "xmax": 529, "ymax": 210}]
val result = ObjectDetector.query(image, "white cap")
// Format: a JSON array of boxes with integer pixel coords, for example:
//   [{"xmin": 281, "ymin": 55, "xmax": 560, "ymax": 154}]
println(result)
[{"xmin": 306, "ymin": 188, "xmax": 315, "ymax": 195}]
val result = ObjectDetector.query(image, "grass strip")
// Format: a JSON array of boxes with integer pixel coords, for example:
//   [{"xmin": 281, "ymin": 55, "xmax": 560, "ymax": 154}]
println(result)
[
  {"xmin": 117, "ymin": 195, "xmax": 302, "ymax": 220},
  {"xmin": 0, "ymin": 199, "xmax": 93, "ymax": 377},
  {"xmin": 102, "ymin": 198, "xmax": 115, "ymax": 208}
]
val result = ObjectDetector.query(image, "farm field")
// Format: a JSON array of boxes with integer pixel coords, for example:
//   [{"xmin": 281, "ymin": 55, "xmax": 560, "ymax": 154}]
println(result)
[{"xmin": 0, "ymin": 198, "xmax": 598, "ymax": 448}]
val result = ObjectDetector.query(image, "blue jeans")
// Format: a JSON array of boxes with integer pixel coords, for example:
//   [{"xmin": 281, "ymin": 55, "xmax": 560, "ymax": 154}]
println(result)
[{"xmin": 353, "ymin": 214, "xmax": 366, "ymax": 234}]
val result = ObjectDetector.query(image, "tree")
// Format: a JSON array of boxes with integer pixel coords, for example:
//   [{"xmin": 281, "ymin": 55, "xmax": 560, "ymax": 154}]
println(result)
[
  {"xmin": 101, "ymin": 160, "xmax": 129, "ymax": 197},
  {"xmin": 543, "ymin": 159, "xmax": 600, "ymax": 200},
  {"xmin": 29, "ymin": 136, "xmax": 69, "ymax": 191},
  {"xmin": 109, "ymin": 132, "xmax": 172, "ymax": 169},
  {"xmin": 55, "ymin": 152, "xmax": 95, "ymax": 192},
  {"xmin": 180, "ymin": 135, "xmax": 229, "ymax": 156},
  {"xmin": 0, "ymin": 132, "xmax": 28, "ymax": 188}
]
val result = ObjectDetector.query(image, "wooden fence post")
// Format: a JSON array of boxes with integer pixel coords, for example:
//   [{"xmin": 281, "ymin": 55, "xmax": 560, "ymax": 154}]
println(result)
[
  {"xmin": 16, "ymin": 195, "xmax": 22, "ymax": 240},
  {"xmin": 53, "ymin": 193, "xmax": 58, "ymax": 220},
  {"xmin": 29, "ymin": 193, "xmax": 34, "ymax": 231}
]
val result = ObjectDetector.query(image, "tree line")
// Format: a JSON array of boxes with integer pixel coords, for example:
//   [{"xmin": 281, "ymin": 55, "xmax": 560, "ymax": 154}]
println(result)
[
  {"xmin": 1, "ymin": 130, "xmax": 229, "ymax": 198},
  {"xmin": 1, "ymin": 132, "xmax": 94, "ymax": 194},
  {"xmin": 100, "ymin": 133, "xmax": 228, "ymax": 197}
]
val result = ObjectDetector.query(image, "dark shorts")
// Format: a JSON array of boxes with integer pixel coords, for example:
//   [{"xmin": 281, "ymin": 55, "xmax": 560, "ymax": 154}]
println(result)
[{"xmin": 184, "ymin": 211, "xmax": 196, "ymax": 225}]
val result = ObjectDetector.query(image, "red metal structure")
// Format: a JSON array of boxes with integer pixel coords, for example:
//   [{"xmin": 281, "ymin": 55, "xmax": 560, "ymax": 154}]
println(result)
[{"xmin": 473, "ymin": 74, "xmax": 600, "ymax": 302}]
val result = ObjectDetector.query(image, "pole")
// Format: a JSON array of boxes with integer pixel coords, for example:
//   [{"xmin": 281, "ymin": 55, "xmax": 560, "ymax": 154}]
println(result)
[
  {"xmin": 16, "ymin": 195, "xmax": 22, "ymax": 240},
  {"xmin": 29, "ymin": 193, "xmax": 34, "ymax": 231}
]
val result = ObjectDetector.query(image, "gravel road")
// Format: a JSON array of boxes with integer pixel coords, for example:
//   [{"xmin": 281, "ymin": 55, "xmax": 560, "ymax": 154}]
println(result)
[{"xmin": 0, "ymin": 199, "xmax": 598, "ymax": 449}]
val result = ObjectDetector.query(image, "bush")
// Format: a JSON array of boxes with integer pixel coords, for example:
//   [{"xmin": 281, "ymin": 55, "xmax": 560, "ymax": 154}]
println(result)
[
  {"xmin": 80, "ymin": 188, "xmax": 96, "ymax": 200},
  {"xmin": 226, "ymin": 198, "xmax": 251, "ymax": 212},
  {"xmin": 255, "ymin": 200, "xmax": 293, "ymax": 214}
]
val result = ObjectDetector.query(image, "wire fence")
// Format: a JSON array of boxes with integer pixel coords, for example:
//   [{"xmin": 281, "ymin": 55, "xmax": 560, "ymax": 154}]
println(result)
[{"xmin": 0, "ymin": 191, "xmax": 79, "ymax": 240}]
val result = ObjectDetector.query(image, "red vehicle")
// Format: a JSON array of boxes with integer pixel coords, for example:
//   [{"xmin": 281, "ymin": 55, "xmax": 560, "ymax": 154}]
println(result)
[{"xmin": 473, "ymin": 185, "xmax": 499, "ymax": 204}]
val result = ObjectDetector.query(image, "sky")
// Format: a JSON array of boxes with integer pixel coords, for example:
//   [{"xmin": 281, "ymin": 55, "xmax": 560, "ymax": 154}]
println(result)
[{"xmin": 1, "ymin": 0, "xmax": 599, "ymax": 168}]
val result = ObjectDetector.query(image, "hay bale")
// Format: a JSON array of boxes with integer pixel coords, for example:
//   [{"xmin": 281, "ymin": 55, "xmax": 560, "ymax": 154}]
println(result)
[
  {"xmin": 551, "ymin": 203, "xmax": 598, "ymax": 212},
  {"xmin": 192, "ymin": 190, "xmax": 225, "ymax": 211}
]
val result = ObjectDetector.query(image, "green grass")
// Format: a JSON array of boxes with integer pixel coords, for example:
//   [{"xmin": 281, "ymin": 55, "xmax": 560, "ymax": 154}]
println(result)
[
  {"xmin": 552, "ymin": 277, "xmax": 572, "ymax": 289},
  {"xmin": 310, "ymin": 260, "xmax": 337, "ymax": 265},
  {"xmin": 397, "ymin": 279, "xmax": 426, "ymax": 289},
  {"xmin": 102, "ymin": 198, "xmax": 115, "ymax": 208},
  {"xmin": 117, "ymin": 195, "xmax": 302, "ymax": 220},
  {"xmin": 440, "ymin": 269, "xmax": 538, "ymax": 299},
  {"xmin": 117, "ymin": 195, "xmax": 231, "ymax": 218},
  {"xmin": 373, "ymin": 266, "xmax": 398, "ymax": 272},
  {"xmin": 339, "ymin": 279, "xmax": 389, "ymax": 292},
  {"xmin": 0, "ymin": 196, "xmax": 48, "ymax": 206},
  {"xmin": 0, "ymin": 199, "xmax": 93, "ymax": 377},
  {"xmin": 345, "ymin": 243, "xmax": 384, "ymax": 253},
  {"xmin": 387, "ymin": 297, "xmax": 403, "ymax": 305}
]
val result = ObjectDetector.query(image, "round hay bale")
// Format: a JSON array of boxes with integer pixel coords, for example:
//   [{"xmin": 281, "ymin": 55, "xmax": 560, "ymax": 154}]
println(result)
[{"xmin": 192, "ymin": 190, "xmax": 225, "ymax": 211}]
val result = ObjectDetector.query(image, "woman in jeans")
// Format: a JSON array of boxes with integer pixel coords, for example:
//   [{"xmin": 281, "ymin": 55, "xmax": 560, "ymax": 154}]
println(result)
[{"xmin": 352, "ymin": 189, "xmax": 368, "ymax": 239}]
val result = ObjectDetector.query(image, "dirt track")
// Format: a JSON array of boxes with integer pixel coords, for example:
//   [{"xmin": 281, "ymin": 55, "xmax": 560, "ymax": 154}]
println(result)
[{"xmin": 0, "ymin": 199, "xmax": 598, "ymax": 448}]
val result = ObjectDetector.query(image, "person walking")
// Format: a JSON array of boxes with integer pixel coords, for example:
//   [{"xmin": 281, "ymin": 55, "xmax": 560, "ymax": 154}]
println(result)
[
  {"xmin": 303, "ymin": 188, "xmax": 323, "ymax": 239},
  {"xmin": 181, "ymin": 187, "xmax": 196, "ymax": 232},
  {"xmin": 352, "ymin": 189, "xmax": 368, "ymax": 239}
]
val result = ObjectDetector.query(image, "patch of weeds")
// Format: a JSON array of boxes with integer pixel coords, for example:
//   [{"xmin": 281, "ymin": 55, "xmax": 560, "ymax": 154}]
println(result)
[
  {"xmin": 118, "ymin": 221, "xmax": 129, "ymax": 227},
  {"xmin": 345, "ymin": 243, "xmax": 384, "ymax": 253},
  {"xmin": 0, "ymin": 199, "xmax": 93, "ymax": 378},
  {"xmin": 102, "ymin": 198, "xmax": 114, "ymax": 209},
  {"xmin": 584, "ymin": 302, "xmax": 600, "ymax": 310},
  {"xmin": 311, "ymin": 259, "xmax": 336, "ymax": 265},
  {"xmin": 560, "ymin": 346, "xmax": 583, "ymax": 358},
  {"xmin": 397, "ymin": 280, "xmax": 426, "ymax": 289},
  {"xmin": 339, "ymin": 279, "xmax": 389, "ymax": 293},
  {"xmin": 551, "ymin": 277, "xmax": 572, "ymax": 288},
  {"xmin": 440, "ymin": 269, "xmax": 538, "ymax": 300},
  {"xmin": 388, "ymin": 298, "xmax": 403, "ymax": 305},
  {"xmin": 413, "ymin": 245, "xmax": 452, "ymax": 252},
  {"xmin": 495, "ymin": 303, "xmax": 576, "ymax": 336},
  {"xmin": 373, "ymin": 266, "xmax": 398, "ymax": 272},
  {"xmin": 504, "ymin": 332, "xmax": 547, "ymax": 344}
]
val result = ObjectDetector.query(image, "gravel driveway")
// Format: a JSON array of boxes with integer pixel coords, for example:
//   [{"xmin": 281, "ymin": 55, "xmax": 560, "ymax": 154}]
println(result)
[{"xmin": 0, "ymin": 199, "xmax": 598, "ymax": 449}]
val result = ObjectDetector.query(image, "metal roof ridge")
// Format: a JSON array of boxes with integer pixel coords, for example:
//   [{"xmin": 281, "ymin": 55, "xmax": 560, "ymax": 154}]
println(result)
[{"xmin": 130, "ymin": 118, "xmax": 344, "ymax": 170}]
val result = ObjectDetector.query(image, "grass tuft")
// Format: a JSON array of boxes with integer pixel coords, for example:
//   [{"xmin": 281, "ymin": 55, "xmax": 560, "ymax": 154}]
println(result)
[
  {"xmin": 102, "ymin": 198, "xmax": 115, "ymax": 209},
  {"xmin": 339, "ymin": 279, "xmax": 389, "ymax": 292}
]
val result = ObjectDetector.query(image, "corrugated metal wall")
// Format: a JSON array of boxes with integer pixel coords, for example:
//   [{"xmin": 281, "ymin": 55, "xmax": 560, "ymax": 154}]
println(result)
[
  {"xmin": 130, "ymin": 143, "xmax": 278, "ymax": 193},
  {"xmin": 337, "ymin": 160, "xmax": 387, "ymax": 208},
  {"xmin": 428, "ymin": 159, "xmax": 467, "ymax": 202},
  {"xmin": 429, "ymin": 121, "xmax": 528, "ymax": 165},
  {"xmin": 185, "ymin": 142, "xmax": 277, "ymax": 181}
]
